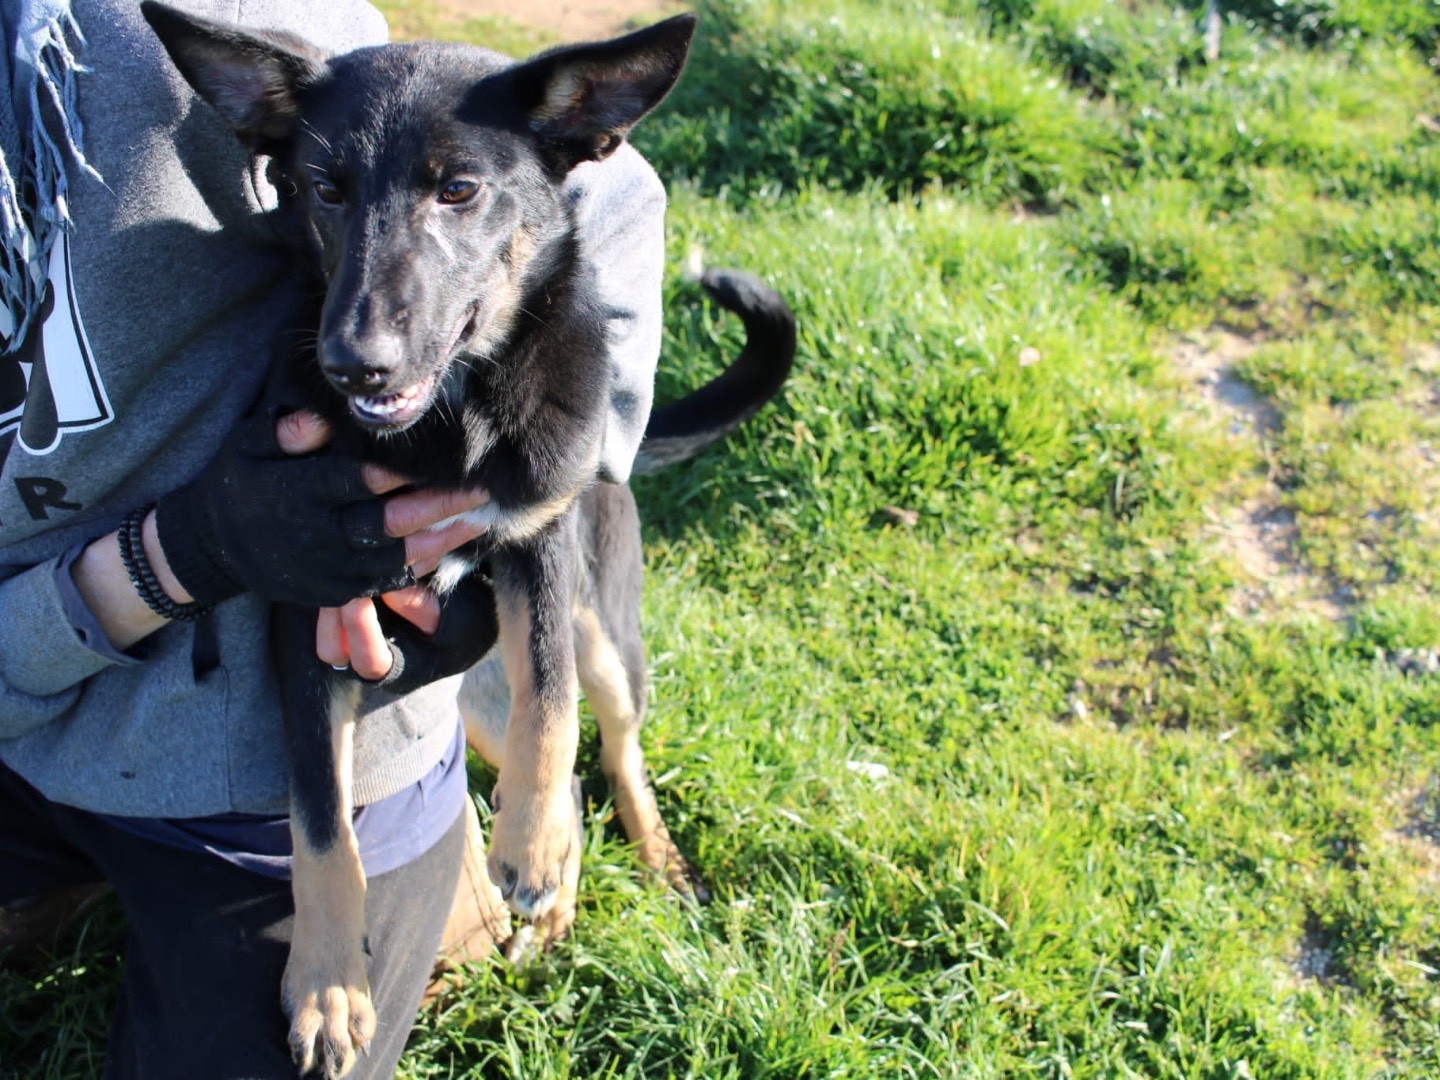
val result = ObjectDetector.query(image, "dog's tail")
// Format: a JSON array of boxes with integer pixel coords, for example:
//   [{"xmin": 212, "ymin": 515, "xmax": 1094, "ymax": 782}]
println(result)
[{"xmin": 632, "ymin": 268, "xmax": 796, "ymax": 476}]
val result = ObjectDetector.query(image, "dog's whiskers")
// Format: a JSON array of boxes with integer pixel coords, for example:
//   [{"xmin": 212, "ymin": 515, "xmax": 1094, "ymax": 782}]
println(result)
[
  {"xmin": 516, "ymin": 304, "xmax": 549, "ymax": 328},
  {"xmin": 448, "ymin": 356, "xmax": 480, "ymax": 379},
  {"xmin": 299, "ymin": 120, "xmax": 336, "ymax": 158},
  {"xmin": 441, "ymin": 396, "xmax": 463, "ymax": 429}
]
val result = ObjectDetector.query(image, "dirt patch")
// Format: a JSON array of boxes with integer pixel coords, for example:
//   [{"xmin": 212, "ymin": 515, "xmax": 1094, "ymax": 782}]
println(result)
[
  {"xmin": 1172, "ymin": 328, "xmax": 1280, "ymax": 438},
  {"xmin": 1292, "ymin": 927, "xmax": 1338, "ymax": 984},
  {"xmin": 1381, "ymin": 779, "xmax": 1440, "ymax": 890},
  {"xmin": 436, "ymin": 0, "xmax": 685, "ymax": 39},
  {"xmin": 1174, "ymin": 328, "xmax": 1347, "ymax": 620}
]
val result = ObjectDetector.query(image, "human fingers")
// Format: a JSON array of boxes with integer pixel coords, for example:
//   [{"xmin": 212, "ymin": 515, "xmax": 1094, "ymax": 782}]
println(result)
[
  {"xmin": 384, "ymin": 485, "xmax": 490, "ymax": 538},
  {"xmin": 403, "ymin": 517, "xmax": 487, "ymax": 577},
  {"xmin": 275, "ymin": 410, "xmax": 332, "ymax": 455},
  {"xmin": 360, "ymin": 463, "xmax": 412, "ymax": 496},
  {"xmin": 315, "ymin": 607, "xmax": 349, "ymax": 668},
  {"xmin": 379, "ymin": 585, "xmax": 442, "ymax": 636},
  {"xmin": 340, "ymin": 597, "xmax": 395, "ymax": 680}
]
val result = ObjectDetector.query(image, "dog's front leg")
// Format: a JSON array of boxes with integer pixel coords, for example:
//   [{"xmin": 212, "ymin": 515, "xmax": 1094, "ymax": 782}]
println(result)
[
  {"xmin": 487, "ymin": 519, "xmax": 584, "ymax": 938},
  {"xmin": 274, "ymin": 605, "xmax": 375, "ymax": 1080}
]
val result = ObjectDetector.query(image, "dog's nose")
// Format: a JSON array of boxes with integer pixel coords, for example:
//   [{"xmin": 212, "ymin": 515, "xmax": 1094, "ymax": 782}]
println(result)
[
  {"xmin": 325, "ymin": 364, "xmax": 389, "ymax": 394},
  {"xmin": 320, "ymin": 340, "xmax": 397, "ymax": 395}
]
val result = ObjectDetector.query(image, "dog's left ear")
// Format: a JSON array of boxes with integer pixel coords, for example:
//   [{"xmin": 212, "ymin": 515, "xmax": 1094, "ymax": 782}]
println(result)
[
  {"xmin": 141, "ymin": 1, "xmax": 328, "ymax": 151},
  {"xmin": 512, "ymin": 14, "xmax": 697, "ymax": 174}
]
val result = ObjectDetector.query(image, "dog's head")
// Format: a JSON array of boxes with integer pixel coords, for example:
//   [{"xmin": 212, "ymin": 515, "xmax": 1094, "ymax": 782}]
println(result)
[{"xmin": 142, "ymin": 3, "xmax": 694, "ymax": 435}]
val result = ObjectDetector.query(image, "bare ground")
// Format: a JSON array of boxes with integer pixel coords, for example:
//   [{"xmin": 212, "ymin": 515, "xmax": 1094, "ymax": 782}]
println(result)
[
  {"xmin": 436, "ymin": 0, "xmax": 684, "ymax": 38},
  {"xmin": 1173, "ymin": 328, "xmax": 1349, "ymax": 620},
  {"xmin": 1175, "ymin": 330, "xmax": 1440, "ymax": 984}
]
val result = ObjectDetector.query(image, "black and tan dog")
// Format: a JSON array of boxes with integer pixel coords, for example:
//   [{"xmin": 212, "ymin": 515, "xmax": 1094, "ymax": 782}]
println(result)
[{"xmin": 142, "ymin": 5, "xmax": 794, "ymax": 1078}]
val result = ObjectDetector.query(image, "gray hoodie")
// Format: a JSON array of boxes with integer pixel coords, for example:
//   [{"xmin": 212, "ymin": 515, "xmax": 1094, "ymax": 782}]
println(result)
[{"xmin": 0, "ymin": 0, "xmax": 665, "ymax": 816}]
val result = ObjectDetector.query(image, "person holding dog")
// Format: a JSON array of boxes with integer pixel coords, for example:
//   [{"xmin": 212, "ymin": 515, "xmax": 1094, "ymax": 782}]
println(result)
[{"xmin": 0, "ymin": 1, "xmax": 669, "ymax": 1076}]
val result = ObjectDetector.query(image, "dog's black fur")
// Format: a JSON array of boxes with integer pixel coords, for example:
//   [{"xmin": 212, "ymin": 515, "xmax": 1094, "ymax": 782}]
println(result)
[{"xmin": 142, "ymin": 5, "xmax": 794, "ymax": 1077}]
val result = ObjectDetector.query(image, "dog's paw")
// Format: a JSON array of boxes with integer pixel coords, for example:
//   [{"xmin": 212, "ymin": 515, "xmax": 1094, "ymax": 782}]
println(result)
[
  {"xmin": 486, "ymin": 779, "xmax": 580, "ymax": 921},
  {"xmin": 665, "ymin": 855, "xmax": 713, "ymax": 907},
  {"xmin": 282, "ymin": 946, "xmax": 376, "ymax": 1079},
  {"xmin": 537, "ymin": 884, "xmax": 578, "ymax": 942}
]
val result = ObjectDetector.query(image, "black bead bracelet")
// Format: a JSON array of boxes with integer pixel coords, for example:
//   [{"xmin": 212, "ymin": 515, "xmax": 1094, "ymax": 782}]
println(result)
[{"xmin": 117, "ymin": 505, "xmax": 210, "ymax": 623}]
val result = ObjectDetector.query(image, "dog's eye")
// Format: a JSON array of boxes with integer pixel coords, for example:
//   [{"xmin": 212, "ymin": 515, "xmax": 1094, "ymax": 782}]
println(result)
[
  {"xmin": 438, "ymin": 179, "xmax": 480, "ymax": 206},
  {"xmin": 313, "ymin": 179, "xmax": 344, "ymax": 207}
]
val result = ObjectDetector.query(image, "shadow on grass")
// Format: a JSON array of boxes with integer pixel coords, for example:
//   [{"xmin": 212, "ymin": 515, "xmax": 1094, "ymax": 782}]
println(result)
[{"xmin": 0, "ymin": 899, "xmax": 125, "ymax": 1080}]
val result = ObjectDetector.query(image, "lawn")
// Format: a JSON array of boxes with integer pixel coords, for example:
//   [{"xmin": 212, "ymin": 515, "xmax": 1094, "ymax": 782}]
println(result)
[{"xmin": 5, "ymin": 0, "xmax": 1440, "ymax": 1076}]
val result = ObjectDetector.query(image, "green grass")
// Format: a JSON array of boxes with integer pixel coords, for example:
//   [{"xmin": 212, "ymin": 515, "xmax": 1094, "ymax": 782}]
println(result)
[{"xmin": 7, "ymin": 0, "xmax": 1440, "ymax": 1075}]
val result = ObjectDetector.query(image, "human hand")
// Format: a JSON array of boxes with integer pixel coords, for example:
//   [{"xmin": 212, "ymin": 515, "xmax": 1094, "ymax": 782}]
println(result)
[
  {"xmin": 274, "ymin": 410, "xmax": 491, "ymax": 574},
  {"xmin": 316, "ymin": 576, "xmax": 499, "ymax": 690},
  {"xmin": 315, "ymin": 591, "xmax": 437, "ymax": 679},
  {"xmin": 153, "ymin": 408, "xmax": 413, "ymax": 609},
  {"xmin": 276, "ymin": 412, "xmax": 492, "ymax": 680}
]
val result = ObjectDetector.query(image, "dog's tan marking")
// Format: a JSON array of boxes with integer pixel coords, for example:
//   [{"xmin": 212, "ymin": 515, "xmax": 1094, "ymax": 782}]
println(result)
[
  {"xmin": 506, "ymin": 224, "xmax": 537, "ymax": 278},
  {"xmin": 531, "ymin": 59, "xmax": 671, "ymax": 126},
  {"xmin": 463, "ymin": 226, "xmax": 536, "ymax": 371},
  {"xmin": 486, "ymin": 589, "xmax": 582, "ymax": 924},
  {"xmin": 458, "ymin": 648, "xmax": 581, "ymax": 947},
  {"xmin": 536, "ymin": 778, "xmax": 582, "ymax": 947},
  {"xmin": 283, "ymin": 681, "xmax": 376, "ymax": 1080},
  {"xmin": 573, "ymin": 605, "xmax": 699, "ymax": 898}
]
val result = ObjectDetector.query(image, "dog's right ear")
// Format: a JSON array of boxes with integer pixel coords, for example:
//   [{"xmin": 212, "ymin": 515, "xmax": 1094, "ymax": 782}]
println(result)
[
  {"xmin": 510, "ymin": 14, "xmax": 697, "ymax": 175},
  {"xmin": 140, "ymin": 2, "xmax": 327, "ymax": 149}
]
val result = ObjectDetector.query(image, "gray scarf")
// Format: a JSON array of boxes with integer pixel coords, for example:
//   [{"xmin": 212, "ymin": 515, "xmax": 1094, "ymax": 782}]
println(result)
[{"xmin": 0, "ymin": 0, "xmax": 100, "ymax": 355}]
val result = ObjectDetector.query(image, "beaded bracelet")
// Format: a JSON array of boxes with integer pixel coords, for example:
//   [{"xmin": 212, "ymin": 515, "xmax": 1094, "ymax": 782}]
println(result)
[{"xmin": 117, "ymin": 504, "xmax": 210, "ymax": 623}]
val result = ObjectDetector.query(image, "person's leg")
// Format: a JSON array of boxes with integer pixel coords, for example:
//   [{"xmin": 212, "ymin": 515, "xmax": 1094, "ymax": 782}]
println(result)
[
  {"xmin": 0, "ymin": 759, "xmax": 112, "ymax": 962},
  {"xmin": 348, "ymin": 806, "xmax": 466, "ymax": 1073},
  {"xmin": 93, "ymin": 807, "xmax": 465, "ymax": 1080},
  {"xmin": 95, "ymin": 827, "xmax": 297, "ymax": 1080},
  {"xmin": 0, "ymin": 759, "xmax": 106, "ymax": 904},
  {"xmin": 3, "ymin": 751, "xmax": 508, "ymax": 1055},
  {"xmin": 0, "ymin": 754, "xmax": 464, "ymax": 1080}
]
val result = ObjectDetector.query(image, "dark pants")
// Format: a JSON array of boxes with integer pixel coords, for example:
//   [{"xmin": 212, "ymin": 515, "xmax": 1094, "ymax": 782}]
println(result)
[{"xmin": 0, "ymin": 760, "xmax": 462, "ymax": 1080}]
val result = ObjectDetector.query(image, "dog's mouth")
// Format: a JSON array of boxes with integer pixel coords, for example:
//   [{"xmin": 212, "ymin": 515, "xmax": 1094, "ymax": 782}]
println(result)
[
  {"xmin": 338, "ymin": 307, "xmax": 477, "ymax": 433},
  {"xmin": 349, "ymin": 373, "xmax": 437, "ymax": 429}
]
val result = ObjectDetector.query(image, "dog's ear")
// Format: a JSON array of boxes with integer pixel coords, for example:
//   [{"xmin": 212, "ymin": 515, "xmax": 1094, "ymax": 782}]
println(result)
[
  {"xmin": 512, "ymin": 14, "xmax": 697, "ymax": 174},
  {"xmin": 140, "ymin": 1, "xmax": 327, "ymax": 149}
]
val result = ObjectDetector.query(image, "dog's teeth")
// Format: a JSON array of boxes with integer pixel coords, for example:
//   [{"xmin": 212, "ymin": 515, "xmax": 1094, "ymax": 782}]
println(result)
[
  {"xmin": 351, "ymin": 375, "xmax": 434, "ymax": 424},
  {"xmin": 358, "ymin": 390, "xmax": 413, "ymax": 415}
]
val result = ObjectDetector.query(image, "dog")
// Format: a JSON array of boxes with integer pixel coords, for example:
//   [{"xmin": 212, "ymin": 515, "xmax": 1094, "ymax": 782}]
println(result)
[{"xmin": 142, "ymin": 6, "xmax": 795, "ymax": 1077}]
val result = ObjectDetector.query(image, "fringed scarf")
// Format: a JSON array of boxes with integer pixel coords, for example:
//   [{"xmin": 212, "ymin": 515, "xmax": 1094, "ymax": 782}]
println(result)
[{"xmin": 0, "ymin": 0, "xmax": 100, "ymax": 354}]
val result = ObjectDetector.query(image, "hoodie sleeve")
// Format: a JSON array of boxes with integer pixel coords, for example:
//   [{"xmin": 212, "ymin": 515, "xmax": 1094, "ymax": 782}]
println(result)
[
  {"xmin": 0, "ymin": 553, "xmax": 132, "ymax": 737},
  {"xmin": 565, "ymin": 143, "xmax": 667, "ymax": 485},
  {"xmin": 235, "ymin": 0, "xmax": 389, "ymax": 51}
]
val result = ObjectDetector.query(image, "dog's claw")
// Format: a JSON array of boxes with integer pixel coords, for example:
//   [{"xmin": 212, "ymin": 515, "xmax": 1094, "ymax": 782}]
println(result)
[
  {"xmin": 516, "ymin": 880, "xmax": 558, "ymax": 912},
  {"xmin": 486, "ymin": 777, "xmax": 583, "ymax": 929},
  {"xmin": 350, "ymin": 1015, "xmax": 372, "ymax": 1057},
  {"xmin": 283, "ymin": 964, "xmax": 376, "ymax": 1079},
  {"xmin": 680, "ymin": 867, "xmax": 712, "ymax": 906},
  {"xmin": 487, "ymin": 860, "xmax": 559, "ymax": 920}
]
